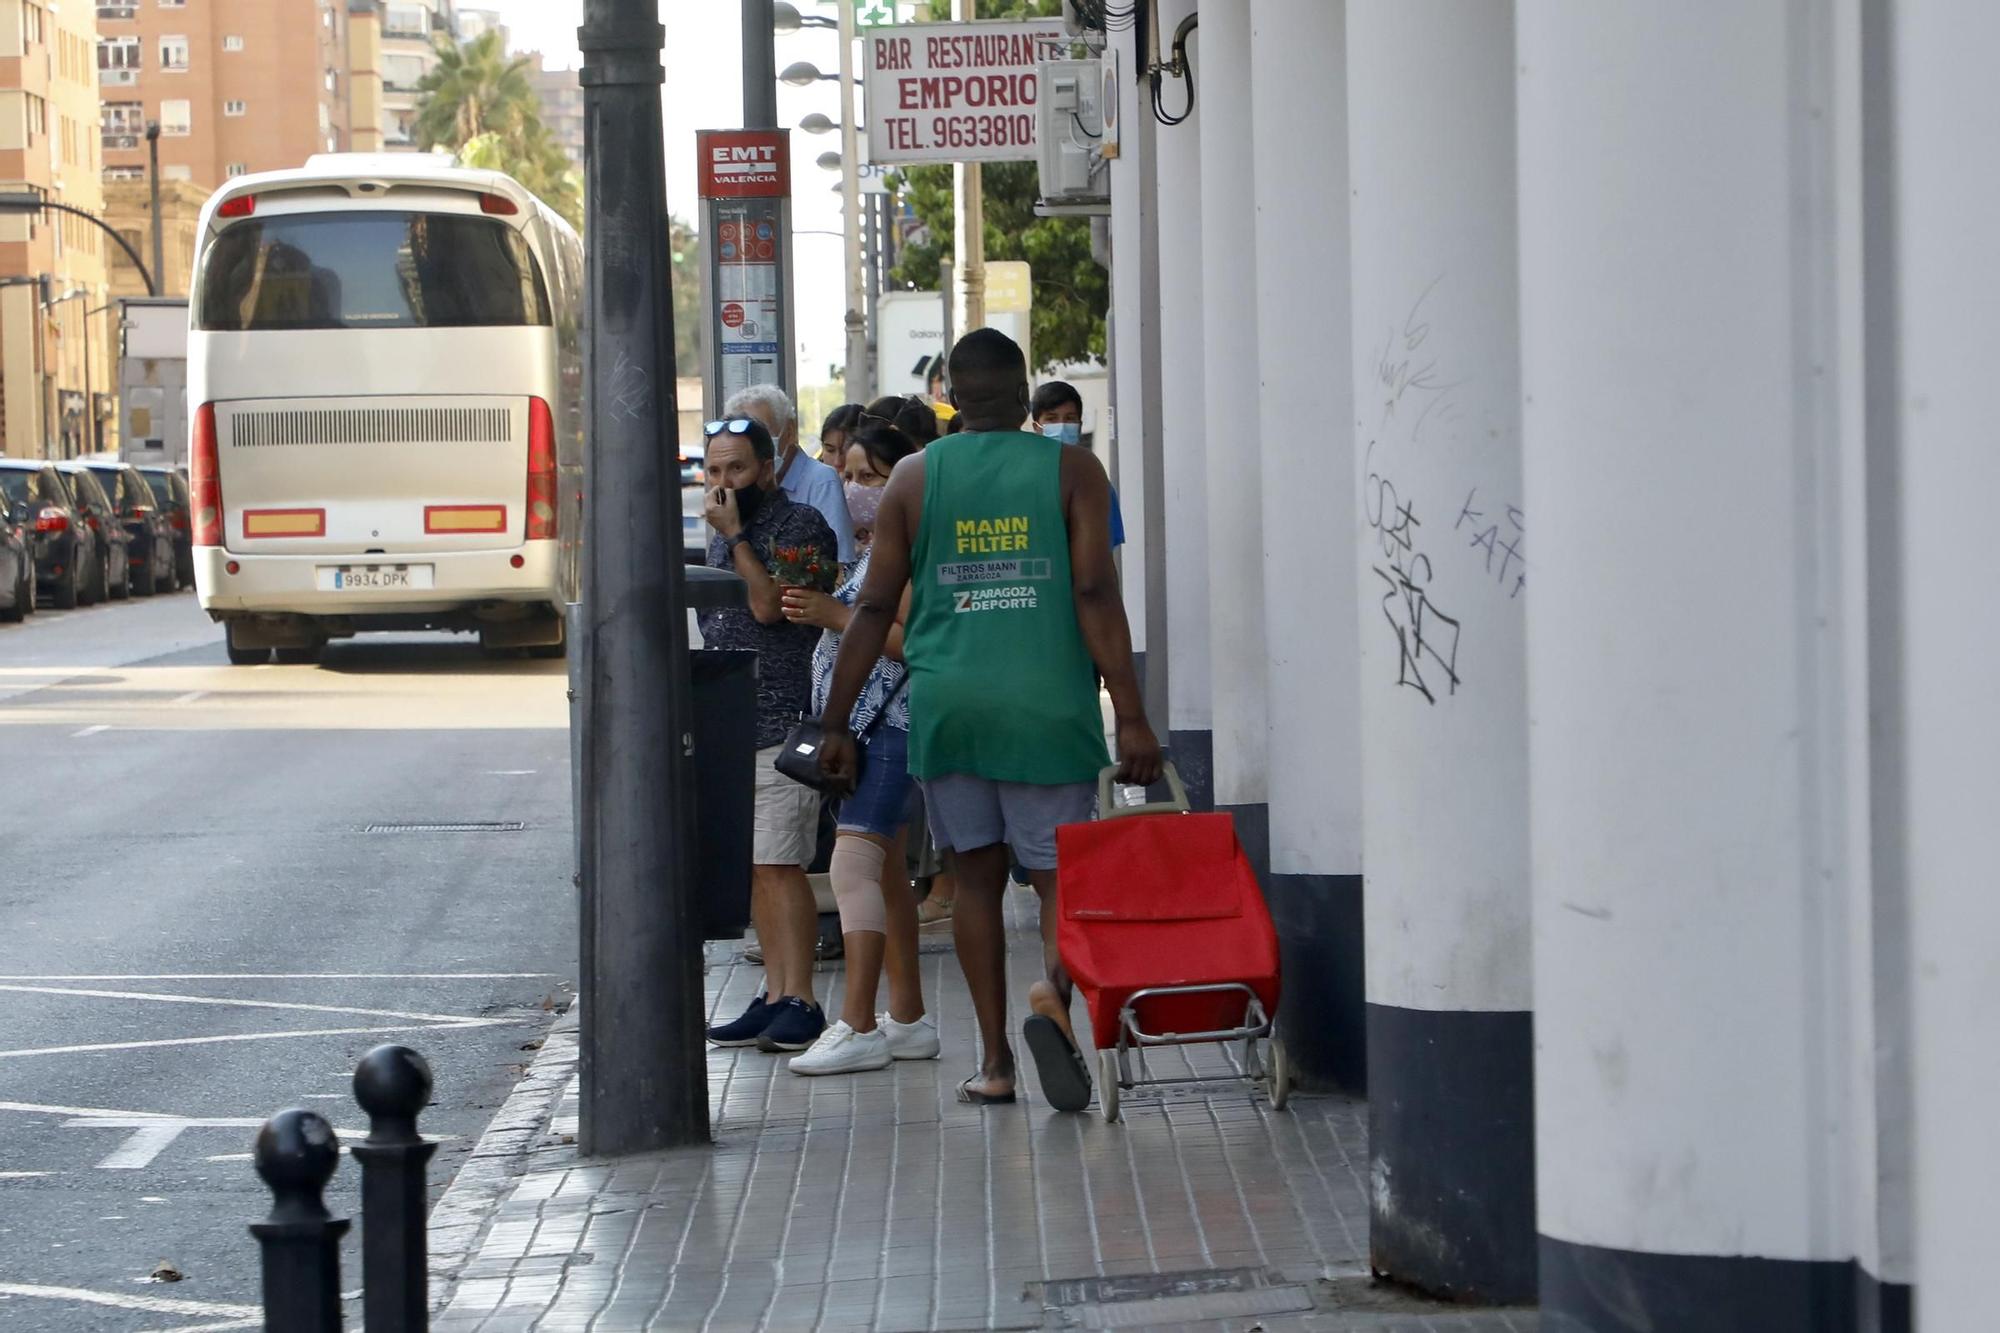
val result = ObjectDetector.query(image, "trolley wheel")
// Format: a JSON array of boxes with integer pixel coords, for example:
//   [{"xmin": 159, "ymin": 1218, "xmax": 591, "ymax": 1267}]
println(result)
[
  {"xmin": 1099, "ymin": 1049, "xmax": 1121, "ymax": 1123},
  {"xmin": 1265, "ymin": 1037, "xmax": 1292, "ymax": 1111}
]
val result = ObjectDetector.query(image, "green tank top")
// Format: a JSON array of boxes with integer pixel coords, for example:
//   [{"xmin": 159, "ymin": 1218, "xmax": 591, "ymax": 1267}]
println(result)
[{"xmin": 905, "ymin": 430, "xmax": 1110, "ymax": 784}]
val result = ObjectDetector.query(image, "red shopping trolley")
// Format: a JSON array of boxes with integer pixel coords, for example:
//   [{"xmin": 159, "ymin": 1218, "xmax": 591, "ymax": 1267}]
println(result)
[{"xmin": 1055, "ymin": 765, "xmax": 1291, "ymax": 1122}]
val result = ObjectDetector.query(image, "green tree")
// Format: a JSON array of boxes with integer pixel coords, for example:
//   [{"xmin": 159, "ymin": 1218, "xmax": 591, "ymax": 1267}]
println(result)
[
  {"xmin": 888, "ymin": 0, "xmax": 1105, "ymax": 369},
  {"xmin": 416, "ymin": 31, "xmax": 581, "ymax": 229},
  {"xmin": 670, "ymin": 215, "xmax": 703, "ymax": 382}
]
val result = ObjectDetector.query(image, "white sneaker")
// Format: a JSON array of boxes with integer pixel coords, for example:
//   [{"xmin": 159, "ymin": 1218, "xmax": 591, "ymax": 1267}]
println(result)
[
  {"xmin": 788, "ymin": 1021, "xmax": 892, "ymax": 1076},
  {"xmin": 878, "ymin": 1012, "xmax": 941, "ymax": 1061}
]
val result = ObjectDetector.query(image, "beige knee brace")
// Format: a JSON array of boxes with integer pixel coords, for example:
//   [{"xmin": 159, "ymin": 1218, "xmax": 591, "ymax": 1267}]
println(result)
[{"xmin": 830, "ymin": 837, "xmax": 889, "ymax": 936}]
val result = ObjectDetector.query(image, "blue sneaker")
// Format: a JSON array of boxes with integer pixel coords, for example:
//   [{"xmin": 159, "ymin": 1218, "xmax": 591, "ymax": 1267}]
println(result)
[
  {"xmin": 756, "ymin": 997, "xmax": 828, "ymax": 1052},
  {"xmin": 706, "ymin": 993, "xmax": 777, "ymax": 1047}
]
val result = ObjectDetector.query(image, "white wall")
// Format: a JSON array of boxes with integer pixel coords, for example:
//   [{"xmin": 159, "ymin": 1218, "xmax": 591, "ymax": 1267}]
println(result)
[
  {"xmin": 1252, "ymin": 0, "xmax": 1359, "ymax": 879},
  {"xmin": 1518, "ymin": 0, "xmax": 1883, "ymax": 1269},
  {"xmin": 1196, "ymin": 0, "xmax": 1266, "ymax": 811},
  {"xmin": 1348, "ymin": 0, "xmax": 1529, "ymax": 1015}
]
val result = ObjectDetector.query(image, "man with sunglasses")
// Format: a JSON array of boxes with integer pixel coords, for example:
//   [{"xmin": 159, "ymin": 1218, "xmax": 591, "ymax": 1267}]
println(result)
[
  {"xmin": 724, "ymin": 384, "xmax": 856, "ymax": 564},
  {"xmin": 698, "ymin": 415, "xmax": 841, "ymax": 1055}
]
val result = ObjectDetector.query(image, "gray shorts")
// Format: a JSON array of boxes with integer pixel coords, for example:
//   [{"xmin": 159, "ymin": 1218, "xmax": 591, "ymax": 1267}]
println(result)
[{"xmin": 920, "ymin": 774, "xmax": 1096, "ymax": 871}]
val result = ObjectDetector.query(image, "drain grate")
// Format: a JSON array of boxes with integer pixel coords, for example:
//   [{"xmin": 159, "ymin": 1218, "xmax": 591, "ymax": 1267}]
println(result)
[
  {"xmin": 362, "ymin": 821, "xmax": 526, "ymax": 834},
  {"xmin": 1038, "ymin": 1267, "xmax": 1315, "ymax": 1329}
]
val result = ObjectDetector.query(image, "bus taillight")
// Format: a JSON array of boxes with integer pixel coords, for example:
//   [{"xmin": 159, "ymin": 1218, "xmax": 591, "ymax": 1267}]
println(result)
[
  {"xmin": 192, "ymin": 403, "xmax": 223, "ymax": 547},
  {"xmin": 526, "ymin": 397, "xmax": 557, "ymax": 541}
]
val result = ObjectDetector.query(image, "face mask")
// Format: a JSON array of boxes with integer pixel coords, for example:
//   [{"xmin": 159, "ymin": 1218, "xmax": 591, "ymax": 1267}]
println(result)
[
  {"xmin": 731, "ymin": 480, "xmax": 766, "ymax": 528},
  {"xmin": 845, "ymin": 480, "xmax": 884, "ymax": 532},
  {"xmin": 1040, "ymin": 422, "xmax": 1082, "ymax": 447}
]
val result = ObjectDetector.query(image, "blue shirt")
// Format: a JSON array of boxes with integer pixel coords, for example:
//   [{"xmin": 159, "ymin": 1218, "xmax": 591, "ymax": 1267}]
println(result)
[
  {"xmin": 779, "ymin": 449, "xmax": 856, "ymax": 562},
  {"xmin": 1109, "ymin": 484, "xmax": 1127, "ymax": 549}
]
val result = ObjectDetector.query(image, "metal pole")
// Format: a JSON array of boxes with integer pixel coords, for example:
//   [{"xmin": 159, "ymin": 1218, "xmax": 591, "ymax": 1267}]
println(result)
[
  {"xmin": 350, "ymin": 1046, "xmax": 436, "ymax": 1333},
  {"xmin": 838, "ymin": 1, "xmax": 868, "ymax": 400},
  {"xmin": 80, "ymin": 297, "xmax": 91, "ymax": 454},
  {"xmin": 951, "ymin": 0, "xmax": 983, "ymax": 337},
  {"xmin": 741, "ymin": 0, "xmax": 776, "ymax": 128},
  {"xmin": 864, "ymin": 193, "xmax": 880, "ymax": 401},
  {"xmin": 576, "ymin": 0, "xmax": 708, "ymax": 1155},
  {"xmin": 145, "ymin": 123, "xmax": 164, "ymax": 298}
]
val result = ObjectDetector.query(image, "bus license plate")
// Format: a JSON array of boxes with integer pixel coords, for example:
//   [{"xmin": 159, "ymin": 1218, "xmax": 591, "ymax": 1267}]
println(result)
[{"xmin": 319, "ymin": 565, "xmax": 434, "ymax": 591}]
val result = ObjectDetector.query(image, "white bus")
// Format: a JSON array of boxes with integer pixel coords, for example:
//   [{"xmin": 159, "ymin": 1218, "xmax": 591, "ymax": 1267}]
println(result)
[{"xmin": 188, "ymin": 154, "xmax": 584, "ymax": 664}]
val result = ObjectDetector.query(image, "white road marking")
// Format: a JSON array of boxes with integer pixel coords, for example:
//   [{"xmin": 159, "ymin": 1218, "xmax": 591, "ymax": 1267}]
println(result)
[
  {"xmin": 0, "ymin": 1019, "xmax": 499, "ymax": 1061},
  {"xmin": 69, "ymin": 724, "xmax": 109, "ymax": 738},
  {"xmin": 0, "ymin": 1171, "xmax": 52, "ymax": 1179},
  {"xmin": 0, "ymin": 1281, "xmax": 259, "ymax": 1318},
  {"xmin": 89, "ymin": 1123, "xmax": 188, "ymax": 1170},
  {"xmin": 168, "ymin": 690, "xmax": 207, "ymax": 705},
  {"xmin": 486, "ymin": 769, "xmax": 537, "ymax": 775},
  {"xmin": 0, "ymin": 981, "xmax": 502, "ymax": 1026},
  {"xmin": 0, "ymin": 972, "xmax": 557, "ymax": 981},
  {"xmin": 138, "ymin": 1320, "xmax": 262, "ymax": 1333}
]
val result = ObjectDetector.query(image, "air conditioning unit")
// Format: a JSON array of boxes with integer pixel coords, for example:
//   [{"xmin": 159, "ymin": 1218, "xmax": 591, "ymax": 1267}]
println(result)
[{"xmin": 1037, "ymin": 55, "xmax": 1112, "ymax": 213}]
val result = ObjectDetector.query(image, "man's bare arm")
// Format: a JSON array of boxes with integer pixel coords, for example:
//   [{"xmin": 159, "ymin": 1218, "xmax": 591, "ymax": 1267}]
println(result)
[
  {"xmin": 731, "ymin": 537, "xmax": 785, "ymax": 624},
  {"xmin": 1064, "ymin": 447, "xmax": 1162, "ymax": 783}
]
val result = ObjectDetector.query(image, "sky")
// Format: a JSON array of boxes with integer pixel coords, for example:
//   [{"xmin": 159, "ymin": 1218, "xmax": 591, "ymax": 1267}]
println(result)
[{"xmin": 486, "ymin": 0, "xmax": 856, "ymax": 386}]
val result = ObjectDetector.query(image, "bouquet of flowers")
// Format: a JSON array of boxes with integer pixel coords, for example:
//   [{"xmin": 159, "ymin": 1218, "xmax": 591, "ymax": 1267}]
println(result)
[{"xmin": 771, "ymin": 543, "xmax": 836, "ymax": 592}]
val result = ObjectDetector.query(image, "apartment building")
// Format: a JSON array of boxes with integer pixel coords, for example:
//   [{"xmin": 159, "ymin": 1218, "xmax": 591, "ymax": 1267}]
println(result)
[
  {"xmin": 0, "ymin": 0, "xmax": 113, "ymax": 458},
  {"xmin": 527, "ymin": 53, "xmax": 582, "ymax": 170},
  {"xmin": 380, "ymin": 0, "xmax": 453, "ymax": 149},
  {"xmin": 96, "ymin": 0, "xmax": 358, "ymax": 193}
]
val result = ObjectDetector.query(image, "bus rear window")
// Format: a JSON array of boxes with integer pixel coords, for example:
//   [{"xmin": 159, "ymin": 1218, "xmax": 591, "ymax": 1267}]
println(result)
[{"xmin": 197, "ymin": 211, "xmax": 552, "ymax": 332}]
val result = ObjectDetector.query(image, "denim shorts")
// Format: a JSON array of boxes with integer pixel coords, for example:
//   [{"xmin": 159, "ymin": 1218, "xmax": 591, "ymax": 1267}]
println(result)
[
  {"xmin": 836, "ymin": 725, "xmax": 916, "ymax": 839},
  {"xmin": 920, "ymin": 773, "xmax": 1096, "ymax": 871}
]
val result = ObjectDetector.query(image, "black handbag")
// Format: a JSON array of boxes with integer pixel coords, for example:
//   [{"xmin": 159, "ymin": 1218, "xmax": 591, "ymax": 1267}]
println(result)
[{"xmin": 774, "ymin": 674, "xmax": 908, "ymax": 794}]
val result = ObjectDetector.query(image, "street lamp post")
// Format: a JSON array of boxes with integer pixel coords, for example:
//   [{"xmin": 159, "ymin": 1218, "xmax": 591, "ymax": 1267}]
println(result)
[
  {"xmin": 836, "ymin": 2, "xmax": 868, "ymax": 401},
  {"xmin": 146, "ymin": 123, "xmax": 165, "ymax": 297},
  {"xmin": 576, "ymin": 0, "xmax": 708, "ymax": 1156},
  {"xmin": 742, "ymin": 0, "xmax": 777, "ymax": 129}
]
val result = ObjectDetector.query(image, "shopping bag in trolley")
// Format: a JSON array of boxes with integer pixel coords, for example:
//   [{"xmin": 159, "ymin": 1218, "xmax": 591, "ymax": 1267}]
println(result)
[{"xmin": 1054, "ymin": 765, "xmax": 1289, "ymax": 1120}]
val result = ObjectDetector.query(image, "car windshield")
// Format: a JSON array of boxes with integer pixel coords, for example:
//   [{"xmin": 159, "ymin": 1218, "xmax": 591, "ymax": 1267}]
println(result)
[
  {"xmin": 0, "ymin": 471, "xmax": 36, "ymax": 506},
  {"xmin": 87, "ymin": 469, "xmax": 126, "ymax": 506},
  {"xmin": 196, "ymin": 210, "xmax": 552, "ymax": 332},
  {"xmin": 64, "ymin": 472, "xmax": 107, "ymax": 508},
  {"xmin": 141, "ymin": 472, "xmax": 175, "ymax": 506}
]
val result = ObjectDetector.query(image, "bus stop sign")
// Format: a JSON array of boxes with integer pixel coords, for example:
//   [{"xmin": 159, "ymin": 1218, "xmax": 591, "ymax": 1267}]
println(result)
[{"xmin": 697, "ymin": 129, "xmax": 796, "ymax": 415}]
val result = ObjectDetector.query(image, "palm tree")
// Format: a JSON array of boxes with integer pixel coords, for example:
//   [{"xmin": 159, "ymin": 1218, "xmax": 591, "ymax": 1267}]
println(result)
[{"xmin": 413, "ymin": 30, "xmax": 539, "ymax": 153}]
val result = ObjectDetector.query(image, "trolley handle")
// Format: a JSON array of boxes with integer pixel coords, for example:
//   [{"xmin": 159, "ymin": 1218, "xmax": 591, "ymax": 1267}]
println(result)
[{"xmin": 1098, "ymin": 762, "xmax": 1192, "ymax": 820}]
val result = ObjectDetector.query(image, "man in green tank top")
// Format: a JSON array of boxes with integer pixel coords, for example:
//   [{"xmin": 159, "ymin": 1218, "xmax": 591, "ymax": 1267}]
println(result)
[{"xmin": 819, "ymin": 329, "xmax": 1162, "ymax": 1107}]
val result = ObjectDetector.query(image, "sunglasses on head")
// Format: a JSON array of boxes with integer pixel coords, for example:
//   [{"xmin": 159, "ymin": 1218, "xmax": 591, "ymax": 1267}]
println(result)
[
  {"xmin": 704, "ymin": 419, "xmax": 757, "ymax": 438},
  {"xmin": 860, "ymin": 397, "xmax": 914, "ymax": 426}
]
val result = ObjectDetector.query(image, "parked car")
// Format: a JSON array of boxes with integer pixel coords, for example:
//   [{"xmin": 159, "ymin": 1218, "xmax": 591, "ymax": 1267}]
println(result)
[
  {"xmin": 82, "ymin": 461, "xmax": 176, "ymax": 596},
  {"xmin": 0, "ymin": 488, "xmax": 30, "ymax": 622},
  {"xmin": 0, "ymin": 459, "xmax": 94, "ymax": 609},
  {"xmin": 56, "ymin": 464, "xmax": 130, "ymax": 602},
  {"xmin": 138, "ymin": 466, "xmax": 195, "ymax": 588}
]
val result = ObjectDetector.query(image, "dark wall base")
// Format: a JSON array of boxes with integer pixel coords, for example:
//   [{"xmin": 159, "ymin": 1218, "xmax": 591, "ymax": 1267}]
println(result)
[
  {"xmin": 1218, "ymin": 800, "xmax": 1270, "ymax": 884},
  {"xmin": 1367, "ymin": 1003, "xmax": 1536, "ymax": 1303},
  {"xmin": 1265, "ymin": 872, "xmax": 1365, "ymax": 1093},
  {"xmin": 1166, "ymin": 728, "xmax": 1214, "ymax": 811},
  {"xmin": 1542, "ymin": 1237, "xmax": 1912, "ymax": 1333}
]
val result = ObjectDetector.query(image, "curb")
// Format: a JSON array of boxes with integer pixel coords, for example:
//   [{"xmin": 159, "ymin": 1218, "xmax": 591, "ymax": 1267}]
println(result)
[{"xmin": 427, "ymin": 1004, "xmax": 580, "ymax": 1304}]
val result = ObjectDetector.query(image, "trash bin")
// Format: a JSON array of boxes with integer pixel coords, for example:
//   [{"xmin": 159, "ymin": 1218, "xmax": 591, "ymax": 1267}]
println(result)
[{"xmin": 686, "ymin": 566, "xmax": 754, "ymax": 940}]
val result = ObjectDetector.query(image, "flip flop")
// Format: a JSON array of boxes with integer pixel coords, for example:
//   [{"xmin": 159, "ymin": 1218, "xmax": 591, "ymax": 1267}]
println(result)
[
  {"xmin": 955, "ymin": 1073, "xmax": 1017, "ymax": 1105},
  {"xmin": 1024, "ymin": 1014, "xmax": 1093, "ymax": 1113}
]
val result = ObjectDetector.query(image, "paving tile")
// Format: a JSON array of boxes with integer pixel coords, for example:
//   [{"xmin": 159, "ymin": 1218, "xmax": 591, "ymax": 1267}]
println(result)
[{"xmin": 434, "ymin": 899, "xmax": 1537, "ymax": 1333}]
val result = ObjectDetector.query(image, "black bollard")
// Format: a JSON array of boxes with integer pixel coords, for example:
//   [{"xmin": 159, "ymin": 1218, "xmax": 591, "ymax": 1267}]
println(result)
[
  {"xmin": 351, "ymin": 1044, "xmax": 438, "ymax": 1333},
  {"xmin": 250, "ymin": 1109, "xmax": 347, "ymax": 1332}
]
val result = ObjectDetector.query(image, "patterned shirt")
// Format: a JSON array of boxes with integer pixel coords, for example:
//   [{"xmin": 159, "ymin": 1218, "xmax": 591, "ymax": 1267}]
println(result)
[
  {"xmin": 699, "ymin": 489, "xmax": 839, "ymax": 750},
  {"xmin": 810, "ymin": 548, "xmax": 910, "ymax": 734}
]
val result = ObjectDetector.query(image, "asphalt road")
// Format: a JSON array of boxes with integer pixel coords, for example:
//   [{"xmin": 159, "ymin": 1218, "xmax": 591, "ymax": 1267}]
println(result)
[{"xmin": 0, "ymin": 589, "xmax": 575, "ymax": 1331}]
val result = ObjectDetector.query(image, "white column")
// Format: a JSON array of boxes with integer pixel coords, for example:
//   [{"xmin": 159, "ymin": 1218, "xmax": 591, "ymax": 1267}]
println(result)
[
  {"xmin": 1195, "ymin": 0, "xmax": 1265, "ymax": 833},
  {"xmin": 1106, "ymin": 15, "xmax": 1151, "ymax": 662},
  {"xmin": 1519, "ymin": 5, "xmax": 1892, "ymax": 1326},
  {"xmin": 1347, "ymin": 0, "xmax": 1534, "ymax": 1300},
  {"xmin": 1153, "ymin": 0, "xmax": 1209, "ymax": 803},
  {"xmin": 1897, "ymin": 3, "xmax": 2000, "ymax": 1328},
  {"xmin": 1250, "ymin": 0, "xmax": 1363, "ymax": 1090}
]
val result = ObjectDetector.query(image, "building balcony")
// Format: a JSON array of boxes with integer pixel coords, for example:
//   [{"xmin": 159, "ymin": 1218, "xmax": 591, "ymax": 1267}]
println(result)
[
  {"xmin": 96, "ymin": 3, "xmax": 137, "ymax": 20},
  {"xmin": 102, "ymin": 132, "xmax": 140, "ymax": 151},
  {"xmin": 100, "ymin": 69, "xmax": 138, "ymax": 87}
]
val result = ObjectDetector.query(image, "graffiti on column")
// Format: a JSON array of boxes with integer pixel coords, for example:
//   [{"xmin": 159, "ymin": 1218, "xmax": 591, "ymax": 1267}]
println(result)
[
  {"xmin": 1455, "ymin": 487, "xmax": 1526, "ymax": 599},
  {"xmin": 1366, "ymin": 443, "xmax": 1461, "ymax": 704}
]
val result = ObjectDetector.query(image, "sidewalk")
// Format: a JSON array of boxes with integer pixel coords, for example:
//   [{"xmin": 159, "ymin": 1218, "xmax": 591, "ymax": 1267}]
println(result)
[{"xmin": 433, "ymin": 892, "xmax": 1539, "ymax": 1332}]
